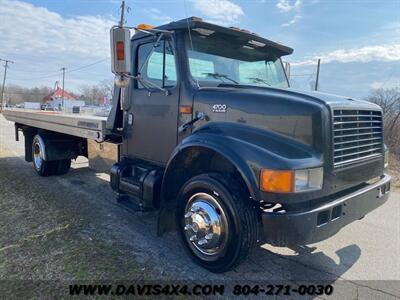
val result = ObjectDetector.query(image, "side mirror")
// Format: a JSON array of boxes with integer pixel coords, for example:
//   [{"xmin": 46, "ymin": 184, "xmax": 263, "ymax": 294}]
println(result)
[{"xmin": 110, "ymin": 27, "xmax": 132, "ymax": 75}]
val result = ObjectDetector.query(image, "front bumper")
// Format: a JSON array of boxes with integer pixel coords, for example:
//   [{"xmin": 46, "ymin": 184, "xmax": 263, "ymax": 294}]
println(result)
[{"xmin": 262, "ymin": 174, "xmax": 391, "ymax": 247}]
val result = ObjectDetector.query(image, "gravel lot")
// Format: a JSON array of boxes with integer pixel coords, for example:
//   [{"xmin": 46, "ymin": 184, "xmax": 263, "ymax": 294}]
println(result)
[{"xmin": 0, "ymin": 114, "xmax": 399, "ymax": 298}]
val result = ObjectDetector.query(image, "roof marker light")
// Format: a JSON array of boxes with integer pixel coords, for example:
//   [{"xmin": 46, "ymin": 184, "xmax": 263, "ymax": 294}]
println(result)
[
  {"xmin": 192, "ymin": 28, "xmax": 215, "ymax": 36},
  {"xmin": 137, "ymin": 23, "xmax": 154, "ymax": 30},
  {"xmin": 248, "ymin": 40, "xmax": 266, "ymax": 47}
]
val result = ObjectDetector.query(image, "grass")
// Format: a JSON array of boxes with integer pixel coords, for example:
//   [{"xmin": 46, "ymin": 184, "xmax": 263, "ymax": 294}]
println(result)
[{"xmin": 0, "ymin": 157, "xmax": 153, "ymax": 282}]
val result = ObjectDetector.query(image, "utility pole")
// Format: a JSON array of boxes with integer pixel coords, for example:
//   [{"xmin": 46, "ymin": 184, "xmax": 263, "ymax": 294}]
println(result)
[
  {"xmin": 61, "ymin": 67, "xmax": 66, "ymax": 109},
  {"xmin": 314, "ymin": 58, "xmax": 321, "ymax": 91},
  {"xmin": 0, "ymin": 58, "xmax": 14, "ymax": 112},
  {"xmin": 119, "ymin": 1, "xmax": 125, "ymax": 27}
]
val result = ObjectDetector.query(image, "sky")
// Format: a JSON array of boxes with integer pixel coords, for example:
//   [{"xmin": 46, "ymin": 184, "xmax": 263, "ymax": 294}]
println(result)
[{"xmin": 0, "ymin": 0, "xmax": 399, "ymax": 99}]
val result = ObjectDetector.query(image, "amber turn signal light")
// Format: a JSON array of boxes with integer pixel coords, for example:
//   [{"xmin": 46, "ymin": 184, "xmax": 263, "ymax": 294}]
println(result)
[
  {"xmin": 116, "ymin": 41, "xmax": 125, "ymax": 60},
  {"xmin": 180, "ymin": 105, "xmax": 193, "ymax": 114},
  {"xmin": 260, "ymin": 169, "xmax": 294, "ymax": 193}
]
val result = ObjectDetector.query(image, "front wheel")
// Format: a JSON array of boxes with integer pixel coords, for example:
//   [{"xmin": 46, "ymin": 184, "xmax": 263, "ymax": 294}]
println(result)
[{"xmin": 176, "ymin": 173, "xmax": 259, "ymax": 273}]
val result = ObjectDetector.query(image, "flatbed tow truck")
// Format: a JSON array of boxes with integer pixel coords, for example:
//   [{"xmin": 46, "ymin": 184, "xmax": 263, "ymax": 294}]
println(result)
[{"xmin": 1, "ymin": 15, "xmax": 391, "ymax": 272}]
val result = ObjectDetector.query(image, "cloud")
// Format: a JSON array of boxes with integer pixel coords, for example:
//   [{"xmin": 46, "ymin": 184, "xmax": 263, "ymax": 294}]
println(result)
[
  {"xmin": 0, "ymin": 0, "xmax": 115, "ymax": 90},
  {"xmin": 282, "ymin": 15, "xmax": 302, "ymax": 27},
  {"xmin": 370, "ymin": 78, "xmax": 400, "ymax": 90},
  {"xmin": 0, "ymin": 1, "xmax": 114, "ymax": 59},
  {"xmin": 143, "ymin": 8, "xmax": 173, "ymax": 24},
  {"xmin": 291, "ymin": 44, "xmax": 400, "ymax": 66},
  {"xmin": 276, "ymin": 0, "xmax": 302, "ymax": 12},
  {"xmin": 276, "ymin": 0, "xmax": 318, "ymax": 27},
  {"xmin": 192, "ymin": 0, "xmax": 244, "ymax": 25}
]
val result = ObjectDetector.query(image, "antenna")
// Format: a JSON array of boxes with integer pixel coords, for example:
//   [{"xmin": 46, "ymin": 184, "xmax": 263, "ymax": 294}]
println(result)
[
  {"xmin": 183, "ymin": 0, "xmax": 199, "ymax": 88},
  {"xmin": 314, "ymin": 59, "xmax": 321, "ymax": 91}
]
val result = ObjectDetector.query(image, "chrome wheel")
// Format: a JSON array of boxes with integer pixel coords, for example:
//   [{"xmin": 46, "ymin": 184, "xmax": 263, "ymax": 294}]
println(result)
[
  {"xmin": 183, "ymin": 192, "xmax": 229, "ymax": 257},
  {"xmin": 33, "ymin": 140, "xmax": 43, "ymax": 171}
]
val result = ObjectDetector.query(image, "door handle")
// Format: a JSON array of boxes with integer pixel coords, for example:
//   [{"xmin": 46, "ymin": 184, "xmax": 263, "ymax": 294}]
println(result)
[{"xmin": 178, "ymin": 112, "xmax": 206, "ymax": 133}]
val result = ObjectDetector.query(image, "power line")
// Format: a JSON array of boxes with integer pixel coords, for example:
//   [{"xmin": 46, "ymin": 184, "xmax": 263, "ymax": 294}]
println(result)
[
  {"xmin": 290, "ymin": 73, "xmax": 315, "ymax": 77},
  {"xmin": 3, "ymin": 91, "xmax": 52, "ymax": 95},
  {"xmin": 7, "ymin": 68, "xmax": 62, "ymax": 74},
  {"xmin": 8, "ymin": 58, "xmax": 110, "ymax": 81},
  {"xmin": 9, "ymin": 70, "xmax": 67, "ymax": 81},
  {"xmin": 66, "ymin": 58, "xmax": 110, "ymax": 74}
]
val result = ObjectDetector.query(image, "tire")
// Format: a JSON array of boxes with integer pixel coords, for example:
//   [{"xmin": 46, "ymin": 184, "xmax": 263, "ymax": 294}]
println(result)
[
  {"xmin": 32, "ymin": 135, "xmax": 58, "ymax": 176},
  {"xmin": 176, "ymin": 173, "xmax": 259, "ymax": 273},
  {"xmin": 57, "ymin": 159, "xmax": 71, "ymax": 175}
]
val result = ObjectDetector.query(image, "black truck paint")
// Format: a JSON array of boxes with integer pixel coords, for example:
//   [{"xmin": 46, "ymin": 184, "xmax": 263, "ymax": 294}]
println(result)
[{"xmin": 13, "ymin": 18, "xmax": 391, "ymax": 272}]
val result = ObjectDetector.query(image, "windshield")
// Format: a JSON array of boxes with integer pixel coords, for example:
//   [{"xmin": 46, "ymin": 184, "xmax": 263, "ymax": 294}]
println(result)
[{"xmin": 186, "ymin": 29, "xmax": 289, "ymax": 88}]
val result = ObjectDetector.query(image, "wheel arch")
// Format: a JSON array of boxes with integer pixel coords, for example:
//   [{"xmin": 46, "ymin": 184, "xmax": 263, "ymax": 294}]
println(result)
[
  {"xmin": 161, "ymin": 142, "xmax": 260, "ymax": 206},
  {"xmin": 21, "ymin": 126, "xmax": 87, "ymax": 162},
  {"xmin": 157, "ymin": 136, "xmax": 262, "ymax": 235}
]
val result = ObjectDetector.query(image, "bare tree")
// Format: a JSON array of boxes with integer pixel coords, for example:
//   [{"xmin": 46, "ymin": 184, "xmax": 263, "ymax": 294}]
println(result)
[
  {"xmin": 79, "ymin": 80, "xmax": 113, "ymax": 105},
  {"xmin": 366, "ymin": 87, "xmax": 400, "ymax": 155},
  {"xmin": 99, "ymin": 79, "xmax": 114, "ymax": 100},
  {"xmin": 4, "ymin": 84, "xmax": 53, "ymax": 105}
]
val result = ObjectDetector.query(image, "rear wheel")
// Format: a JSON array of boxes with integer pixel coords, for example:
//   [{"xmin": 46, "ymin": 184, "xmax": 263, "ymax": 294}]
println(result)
[
  {"xmin": 176, "ymin": 173, "xmax": 259, "ymax": 273},
  {"xmin": 57, "ymin": 159, "xmax": 71, "ymax": 175},
  {"xmin": 32, "ymin": 135, "xmax": 58, "ymax": 176}
]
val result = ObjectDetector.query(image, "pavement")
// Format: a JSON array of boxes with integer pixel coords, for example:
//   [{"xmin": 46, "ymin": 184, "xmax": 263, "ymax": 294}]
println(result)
[{"xmin": 0, "ymin": 114, "xmax": 399, "ymax": 299}]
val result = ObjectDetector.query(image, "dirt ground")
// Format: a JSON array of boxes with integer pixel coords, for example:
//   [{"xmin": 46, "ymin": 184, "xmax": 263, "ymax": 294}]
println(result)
[{"xmin": 0, "ymin": 115, "xmax": 399, "ymax": 298}]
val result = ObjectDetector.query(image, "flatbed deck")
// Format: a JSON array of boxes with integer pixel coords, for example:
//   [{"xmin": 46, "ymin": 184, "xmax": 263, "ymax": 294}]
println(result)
[{"xmin": 2, "ymin": 109, "xmax": 108, "ymax": 141}]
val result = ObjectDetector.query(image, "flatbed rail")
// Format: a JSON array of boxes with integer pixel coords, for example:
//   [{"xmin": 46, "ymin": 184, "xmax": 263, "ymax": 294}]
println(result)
[{"xmin": 2, "ymin": 109, "xmax": 108, "ymax": 141}]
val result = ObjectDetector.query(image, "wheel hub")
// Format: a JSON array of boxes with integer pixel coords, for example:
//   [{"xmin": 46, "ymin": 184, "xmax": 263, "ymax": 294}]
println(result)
[
  {"xmin": 183, "ymin": 192, "xmax": 228, "ymax": 256},
  {"xmin": 33, "ymin": 141, "xmax": 43, "ymax": 170}
]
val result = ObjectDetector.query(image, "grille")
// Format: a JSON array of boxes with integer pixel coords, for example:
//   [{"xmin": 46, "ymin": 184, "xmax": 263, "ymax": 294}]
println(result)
[{"xmin": 333, "ymin": 109, "xmax": 383, "ymax": 167}]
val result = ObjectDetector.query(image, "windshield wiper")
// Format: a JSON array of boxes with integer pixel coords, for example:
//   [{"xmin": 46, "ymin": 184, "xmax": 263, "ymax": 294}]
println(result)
[
  {"xmin": 203, "ymin": 72, "xmax": 239, "ymax": 84},
  {"xmin": 247, "ymin": 77, "xmax": 271, "ymax": 86}
]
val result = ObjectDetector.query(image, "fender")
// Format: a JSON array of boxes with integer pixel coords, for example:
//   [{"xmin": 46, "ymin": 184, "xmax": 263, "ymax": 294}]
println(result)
[
  {"xmin": 162, "ymin": 122, "xmax": 322, "ymax": 204},
  {"xmin": 33, "ymin": 132, "xmax": 81, "ymax": 161}
]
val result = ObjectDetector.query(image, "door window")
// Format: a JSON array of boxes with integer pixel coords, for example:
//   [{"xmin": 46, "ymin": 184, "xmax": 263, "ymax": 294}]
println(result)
[{"xmin": 137, "ymin": 39, "xmax": 177, "ymax": 88}]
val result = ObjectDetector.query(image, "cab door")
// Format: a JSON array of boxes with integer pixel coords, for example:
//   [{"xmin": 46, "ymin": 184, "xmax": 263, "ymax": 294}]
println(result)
[{"xmin": 126, "ymin": 35, "xmax": 180, "ymax": 164}]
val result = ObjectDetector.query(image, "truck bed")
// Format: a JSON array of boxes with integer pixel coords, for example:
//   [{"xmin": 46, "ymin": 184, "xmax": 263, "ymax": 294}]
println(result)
[{"xmin": 2, "ymin": 109, "xmax": 108, "ymax": 141}]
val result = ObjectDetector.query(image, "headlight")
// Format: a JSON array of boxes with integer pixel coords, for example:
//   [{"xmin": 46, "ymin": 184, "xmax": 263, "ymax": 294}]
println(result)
[
  {"xmin": 260, "ymin": 167, "xmax": 323, "ymax": 193},
  {"xmin": 384, "ymin": 150, "xmax": 389, "ymax": 168},
  {"xmin": 294, "ymin": 168, "xmax": 323, "ymax": 192}
]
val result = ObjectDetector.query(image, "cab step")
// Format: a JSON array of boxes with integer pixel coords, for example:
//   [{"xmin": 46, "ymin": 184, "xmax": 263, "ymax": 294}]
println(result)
[{"xmin": 110, "ymin": 159, "xmax": 163, "ymax": 210}]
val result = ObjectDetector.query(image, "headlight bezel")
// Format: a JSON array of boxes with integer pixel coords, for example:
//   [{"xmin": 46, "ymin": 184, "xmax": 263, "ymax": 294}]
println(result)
[
  {"xmin": 260, "ymin": 167, "xmax": 324, "ymax": 193},
  {"xmin": 294, "ymin": 167, "xmax": 324, "ymax": 192},
  {"xmin": 384, "ymin": 150, "xmax": 389, "ymax": 168}
]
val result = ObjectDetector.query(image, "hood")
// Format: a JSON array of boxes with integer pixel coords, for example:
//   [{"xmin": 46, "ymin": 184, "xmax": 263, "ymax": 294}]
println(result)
[
  {"xmin": 201, "ymin": 84, "xmax": 380, "ymax": 110},
  {"xmin": 192, "ymin": 85, "xmax": 381, "ymax": 147},
  {"xmin": 286, "ymin": 88, "xmax": 381, "ymax": 110}
]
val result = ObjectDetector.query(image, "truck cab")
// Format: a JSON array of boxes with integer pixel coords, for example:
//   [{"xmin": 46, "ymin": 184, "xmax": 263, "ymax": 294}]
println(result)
[
  {"xmin": 106, "ymin": 17, "xmax": 391, "ymax": 272},
  {"xmin": 6, "ymin": 17, "xmax": 391, "ymax": 273}
]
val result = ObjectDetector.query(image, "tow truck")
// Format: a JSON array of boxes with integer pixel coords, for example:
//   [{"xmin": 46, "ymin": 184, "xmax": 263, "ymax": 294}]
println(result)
[{"xmin": 2, "ymin": 16, "xmax": 391, "ymax": 272}]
